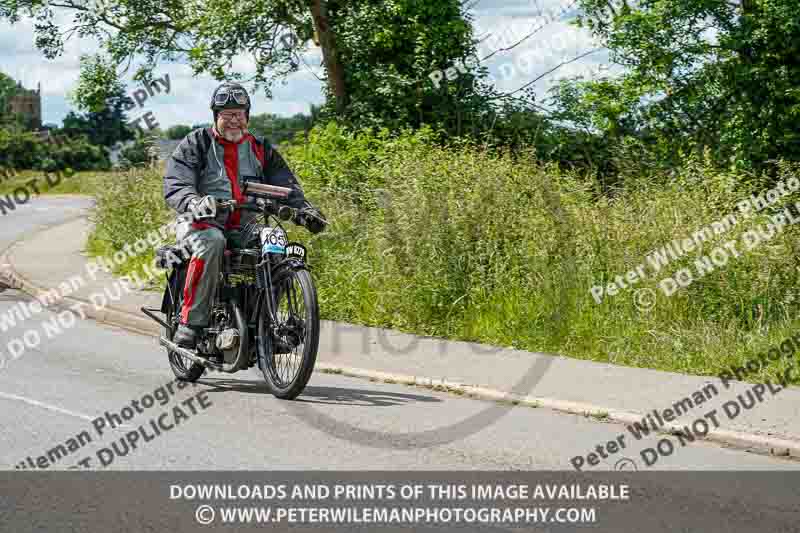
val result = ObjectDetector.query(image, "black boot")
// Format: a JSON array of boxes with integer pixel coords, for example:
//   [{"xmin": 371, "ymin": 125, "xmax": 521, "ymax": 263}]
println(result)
[{"xmin": 174, "ymin": 324, "xmax": 200, "ymax": 349}]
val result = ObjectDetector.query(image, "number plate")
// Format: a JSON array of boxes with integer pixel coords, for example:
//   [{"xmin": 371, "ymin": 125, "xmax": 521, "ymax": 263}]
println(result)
[{"xmin": 285, "ymin": 243, "xmax": 306, "ymax": 260}]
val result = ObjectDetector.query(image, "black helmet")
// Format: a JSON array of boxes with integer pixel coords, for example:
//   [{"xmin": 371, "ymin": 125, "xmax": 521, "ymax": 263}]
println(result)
[{"xmin": 210, "ymin": 82, "xmax": 251, "ymax": 122}]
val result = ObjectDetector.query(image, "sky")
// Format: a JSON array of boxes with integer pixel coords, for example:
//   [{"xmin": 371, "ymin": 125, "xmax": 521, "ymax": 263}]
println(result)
[{"xmin": 0, "ymin": 0, "xmax": 611, "ymax": 129}]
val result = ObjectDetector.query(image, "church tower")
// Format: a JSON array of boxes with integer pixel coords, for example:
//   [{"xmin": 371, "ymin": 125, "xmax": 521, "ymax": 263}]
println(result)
[{"xmin": 7, "ymin": 81, "xmax": 42, "ymax": 130}]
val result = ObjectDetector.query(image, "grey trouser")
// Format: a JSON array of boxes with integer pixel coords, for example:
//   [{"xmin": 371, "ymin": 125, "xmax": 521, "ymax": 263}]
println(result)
[{"xmin": 179, "ymin": 225, "xmax": 226, "ymax": 326}]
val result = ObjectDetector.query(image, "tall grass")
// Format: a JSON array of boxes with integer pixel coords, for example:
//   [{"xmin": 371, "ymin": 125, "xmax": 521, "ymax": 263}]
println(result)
[
  {"xmin": 88, "ymin": 126, "xmax": 800, "ymax": 382},
  {"xmin": 0, "ymin": 169, "xmax": 101, "ymax": 195},
  {"xmin": 86, "ymin": 165, "xmax": 171, "ymax": 280}
]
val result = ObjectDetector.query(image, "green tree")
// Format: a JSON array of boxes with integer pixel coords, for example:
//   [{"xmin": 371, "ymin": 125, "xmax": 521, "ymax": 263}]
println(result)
[
  {"xmin": 319, "ymin": 0, "xmax": 493, "ymax": 134},
  {"xmin": 165, "ymin": 124, "xmax": 192, "ymax": 140},
  {"xmin": 553, "ymin": 0, "xmax": 800, "ymax": 173},
  {"xmin": 248, "ymin": 111, "xmax": 315, "ymax": 143},
  {"xmin": 0, "ymin": 71, "xmax": 21, "ymax": 129},
  {"xmin": 0, "ymin": 71, "xmax": 15, "ymax": 106},
  {"xmin": 60, "ymin": 103, "xmax": 135, "ymax": 148},
  {"xmin": 60, "ymin": 57, "xmax": 136, "ymax": 148},
  {"xmin": 118, "ymin": 133, "xmax": 159, "ymax": 170},
  {"xmin": 0, "ymin": 0, "xmax": 491, "ymax": 134},
  {"xmin": 0, "ymin": 128, "xmax": 110, "ymax": 171}
]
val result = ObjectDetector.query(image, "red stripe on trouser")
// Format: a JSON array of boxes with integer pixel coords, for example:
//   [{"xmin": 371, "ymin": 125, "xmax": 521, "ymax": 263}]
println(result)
[{"xmin": 181, "ymin": 257, "xmax": 206, "ymax": 324}]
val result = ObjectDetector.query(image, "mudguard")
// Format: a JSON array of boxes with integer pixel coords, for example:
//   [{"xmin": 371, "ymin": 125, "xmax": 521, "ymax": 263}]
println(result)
[{"xmin": 269, "ymin": 258, "xmax": 308, "ymax": 287}]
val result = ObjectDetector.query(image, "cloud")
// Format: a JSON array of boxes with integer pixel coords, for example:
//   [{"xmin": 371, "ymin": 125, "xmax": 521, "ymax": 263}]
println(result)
[
  {"xmin": 465, "ymin": 0, "xmax": 609, "ymax": 104},
  {"xmin": 479, "ymin": 19, "xmax": 605, "ymax": 96}
]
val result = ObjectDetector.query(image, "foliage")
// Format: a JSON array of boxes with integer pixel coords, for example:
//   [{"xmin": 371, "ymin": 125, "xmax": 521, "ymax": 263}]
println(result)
[
  {"xmin": 165, "ymin": 124, "xmax": 192, "ymax": 140},
  {"xmin": 247, "ymin": 111, "xmax": 315, "ymax": 144},
  {"xmin": 293, "ymin": 128, "xmax": 800, "ymax": 380},
  {"xmin": 0, "ymin": 129, "xmax": 110, "ymax": 172},
  {"xmin": 321, "ymin": 0, "xmax": 495, "ymax": 135},
  {"xmin": 60, "ymin": 58, "xmax": 135, "ymax": 148},
  {"xmin": 0, "ymin": 168, "xmax": 102, "ymax": 195},
  {"xmin": 88, "ymin": 165, "xmax": 171, "ymax": 278},
  {"xmin": 0, "ymin": 71, "xmax": 17, "ymax": 116},
  {"xmin": 118, "ymin": 133, "xmax": 159, "ymax": 170},
  {"xmin": 0, "ymin": 0, "xmax": 512, "ymax": 140},
  {"xmin": 91, "ymin": 126, "xmax": 800, "ymax": 380},
  {"xmin": 0, "ymin": 0, "xmax": 316, "ymax": 108},
  {"xmin": 550, "ymin": 0, "xmax": 800, "ymax": 174},
  {"xmin": 282, "ymin": 122, "xmax": 443, "ymax": 194}
]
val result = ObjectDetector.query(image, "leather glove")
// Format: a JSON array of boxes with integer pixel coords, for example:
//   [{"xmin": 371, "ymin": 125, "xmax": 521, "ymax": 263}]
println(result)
[
  {"xmin": 187, "ymin": 195, "xmax": 217, "ymax": 221},
  {"xmin": 301, "ymin": 207, "xmax": 327, "ymax": 234}
]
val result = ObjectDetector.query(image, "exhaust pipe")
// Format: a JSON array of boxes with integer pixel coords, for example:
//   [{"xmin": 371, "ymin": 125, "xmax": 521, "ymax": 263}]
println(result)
[{"xmin": 159, "ymin": 336, "xmax": 237, "ymax": 373}]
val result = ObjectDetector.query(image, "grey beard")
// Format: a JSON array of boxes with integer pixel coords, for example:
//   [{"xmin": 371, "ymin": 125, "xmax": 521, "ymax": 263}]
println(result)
[{"xmin": 221, "ymin": 128, "xmax": 244, "ymax": 142}]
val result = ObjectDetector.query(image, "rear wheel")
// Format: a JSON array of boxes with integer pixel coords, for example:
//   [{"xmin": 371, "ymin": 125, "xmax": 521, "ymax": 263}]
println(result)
[
  {"xmin": 257, "ymin": 268, "xmax": 319, "ymax": 399},
  {"xmin": 165, "ymin": 282, "xmax": 205, "ymax": 382}
]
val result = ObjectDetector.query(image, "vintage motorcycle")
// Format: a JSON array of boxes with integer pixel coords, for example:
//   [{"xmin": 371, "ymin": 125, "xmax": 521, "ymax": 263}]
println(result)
[{"xmin": 141, "ymin": 182, "xmax": 324, "ymax": 400}]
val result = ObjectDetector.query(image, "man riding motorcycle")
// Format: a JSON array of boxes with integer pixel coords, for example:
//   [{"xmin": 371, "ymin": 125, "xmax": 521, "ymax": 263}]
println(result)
[{"xmin": 163, "ymin": 82, "xmax": 325, "ymax": 350}]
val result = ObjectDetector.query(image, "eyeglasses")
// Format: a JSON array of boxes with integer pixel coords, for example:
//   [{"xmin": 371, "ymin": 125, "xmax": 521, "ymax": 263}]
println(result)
[
  {"xmin": 214, "ymin": 87, "xmax": 249, "ymax": 107},
  {"xmin": 219, "ymin": 111, "xmax": 246, "ymax": 121}
]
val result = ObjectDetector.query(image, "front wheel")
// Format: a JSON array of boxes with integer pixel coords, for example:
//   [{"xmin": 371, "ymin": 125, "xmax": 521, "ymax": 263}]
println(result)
[{"xmin": 257, "ymin": 268, "xmax": 319, "ymax": 400}]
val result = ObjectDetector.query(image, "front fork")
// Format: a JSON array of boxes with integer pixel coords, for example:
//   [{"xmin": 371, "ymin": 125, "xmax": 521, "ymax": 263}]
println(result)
[
  {"xmin": 253, "ymin": 263, "xmax": 273, "ymax": 326},
  {"xmin": 254, "ymin": 260, "xmax": 304, "ymax": 343}
]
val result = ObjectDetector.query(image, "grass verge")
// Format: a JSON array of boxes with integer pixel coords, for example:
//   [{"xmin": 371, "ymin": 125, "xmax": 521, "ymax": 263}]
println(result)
[{"xmin": 84, "ymin": 127, "xmax": 800, "ymax": 385}]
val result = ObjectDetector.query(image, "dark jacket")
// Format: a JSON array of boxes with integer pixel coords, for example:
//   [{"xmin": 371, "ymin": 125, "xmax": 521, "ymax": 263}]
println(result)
[{"xmin": 163, "ymin": 127, "xmax": 306, "ymax": 221}]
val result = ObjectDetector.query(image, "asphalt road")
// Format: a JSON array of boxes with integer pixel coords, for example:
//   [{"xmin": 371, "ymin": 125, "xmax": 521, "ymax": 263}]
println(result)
[{"xmin": 1, "ymin": 197, "xmax": 799, "ymax": 473}]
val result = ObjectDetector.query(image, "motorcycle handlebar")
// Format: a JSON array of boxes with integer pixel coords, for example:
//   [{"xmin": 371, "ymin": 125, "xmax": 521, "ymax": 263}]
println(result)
[
  {"xmin": 219, "ymin": 199, "xmax": 296, "ymax": 222},
  {"xmin": 241, "ymin": 181, "xmax": 297, "ymax": 221},
  {"xmin": 217, "ymin": 196, "xmax": 322, "ymax": 229},
  {"xmin": 237, "ymin": 202, "xmax": 263, "ymax": 213},
  {"xmin": 243, "ymin": 181, "xmax": 292, "ymax": 199}
]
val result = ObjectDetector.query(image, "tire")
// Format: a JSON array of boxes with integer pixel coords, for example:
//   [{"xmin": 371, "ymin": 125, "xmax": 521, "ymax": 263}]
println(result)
[
  {"xmin": 165, "ymin": 289, "xmax": 205, "ymax": 382},
  {"xmin": 257, "ymin": 268, "xmax": 319, "ymax": 400}
]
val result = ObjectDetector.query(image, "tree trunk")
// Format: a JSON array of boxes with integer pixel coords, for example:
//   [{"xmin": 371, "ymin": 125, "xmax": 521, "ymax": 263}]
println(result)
[
  {"xmin": 308, "ymin": 0, "xmax": 348, "ymax": 115},
  {"xmin": 740, "ymin": 0, "xmax": 756, "ymax": 63}
]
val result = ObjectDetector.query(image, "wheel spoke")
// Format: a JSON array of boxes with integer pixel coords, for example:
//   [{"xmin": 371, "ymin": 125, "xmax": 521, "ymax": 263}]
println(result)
[{"xmin": 272, "ymin": 275, "xmax": 304, "ymax": 386}]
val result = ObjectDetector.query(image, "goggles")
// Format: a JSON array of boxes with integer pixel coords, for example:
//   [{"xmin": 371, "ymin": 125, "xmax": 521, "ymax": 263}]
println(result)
[{"xmin": 213, "ymin": 87, "xmax": 249, "ymax": 107}]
